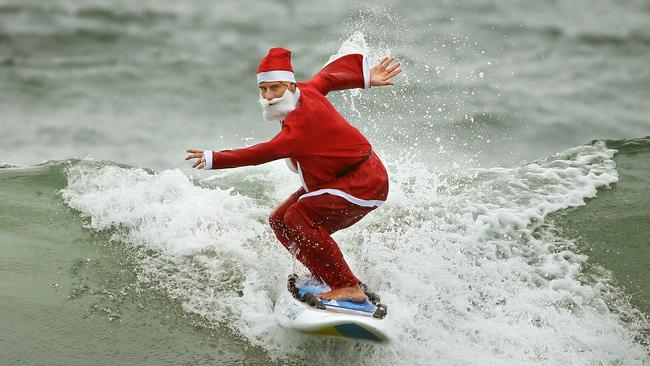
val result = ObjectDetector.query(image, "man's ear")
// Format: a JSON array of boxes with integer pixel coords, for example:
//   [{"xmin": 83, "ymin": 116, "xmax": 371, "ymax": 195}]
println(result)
[{"xmin": 289, "ymin": 83, "xmax": 297, "ymax": 92}]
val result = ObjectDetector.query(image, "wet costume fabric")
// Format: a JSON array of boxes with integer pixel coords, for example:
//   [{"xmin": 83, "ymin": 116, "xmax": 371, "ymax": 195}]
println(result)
[{"xmin": 206, "ymin": 52, "xmax": 389, "ymax": 288}]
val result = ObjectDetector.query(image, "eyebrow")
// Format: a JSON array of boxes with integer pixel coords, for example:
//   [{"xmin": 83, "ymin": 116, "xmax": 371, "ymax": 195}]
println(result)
[{"xmin": 259, "ymin": 82, "xmax": 287, "ymax": 90}]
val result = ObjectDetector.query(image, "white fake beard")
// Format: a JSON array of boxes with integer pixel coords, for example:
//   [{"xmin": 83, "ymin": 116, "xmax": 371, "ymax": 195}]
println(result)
[{"xmin": 259, "ymin": 87, "xmax": 299, "ymax": 122}]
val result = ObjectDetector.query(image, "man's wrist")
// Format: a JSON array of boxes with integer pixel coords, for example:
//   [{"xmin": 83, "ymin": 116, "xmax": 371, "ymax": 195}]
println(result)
[
  {"xmin": 203, "ymin": 150, "xmax": 213, "ymax": 169},
  {"xmin": 362, "ymin": 55, "xmax": 371, "ymax": 89}
]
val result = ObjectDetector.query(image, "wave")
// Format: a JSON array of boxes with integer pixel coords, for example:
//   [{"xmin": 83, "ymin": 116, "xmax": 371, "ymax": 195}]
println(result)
[
  {"xmin": 0, "ymin": 2, "xmax": 177, "ymax": 24},
  {"xmin": 602, "ymin": 136, "xmax": 650, "ymax": 154},
  {"xmin": 0, "ymin": 2, "xmax": 176, "ymax": 57},
  {"xmin": 575, "ymin": 31, "xmax": 650, "ymax": 47},
  {"xmin": 480, "ymin": 22, "xmax": 650, "ymax": 47},
  {"xmin": 0, "ymin": 27, "xmax": 133, "ymax": 45},
  {"xmin": 44, "ymin": 139, "xmax": 648, "ymax": 365},
  {"xmin": 551, "ymin": 136, "xmax": 650, "ymax": 335}
]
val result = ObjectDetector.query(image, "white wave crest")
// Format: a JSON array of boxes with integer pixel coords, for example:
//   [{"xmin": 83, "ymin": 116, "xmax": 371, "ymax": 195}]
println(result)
[{"xmin": 60, "ymin": 142, "xmax": 648, "ymax": 365}]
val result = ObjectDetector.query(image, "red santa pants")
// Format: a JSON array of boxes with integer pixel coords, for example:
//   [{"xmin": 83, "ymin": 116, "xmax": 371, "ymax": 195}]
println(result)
[{"xmin": 269, "ymin": 187, "xmax": 376, "ymax": 289}]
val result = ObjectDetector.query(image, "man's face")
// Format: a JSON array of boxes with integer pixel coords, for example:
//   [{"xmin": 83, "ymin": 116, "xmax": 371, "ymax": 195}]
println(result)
[
  {"xmin": 258, "ymin": 81, "xmax": 299, "ymax": 122},
  {"xmin": 258, "ymin": 81, "xmax": 292, "ymax": 101}
]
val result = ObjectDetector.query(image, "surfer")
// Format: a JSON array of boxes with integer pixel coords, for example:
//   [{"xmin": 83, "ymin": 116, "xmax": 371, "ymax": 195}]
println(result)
[{"xmin": 186, "ymin": 47, "xmax": 401, "ymax": 303}]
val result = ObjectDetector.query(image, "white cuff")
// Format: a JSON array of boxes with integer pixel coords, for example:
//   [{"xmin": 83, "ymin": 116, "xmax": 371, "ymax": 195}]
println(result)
[
  {"xmin": 203, "ymin": 150, "xmax": 213, "ymax": 170},
  {"xmin": 362, "ymin": 55, "xmax": 371, "ymax": 89}
]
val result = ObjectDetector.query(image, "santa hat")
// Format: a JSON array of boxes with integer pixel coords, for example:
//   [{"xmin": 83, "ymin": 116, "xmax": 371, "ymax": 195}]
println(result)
[{"xmin": 256, "ymin": 47, "xmax": 296, "ymax": 84}]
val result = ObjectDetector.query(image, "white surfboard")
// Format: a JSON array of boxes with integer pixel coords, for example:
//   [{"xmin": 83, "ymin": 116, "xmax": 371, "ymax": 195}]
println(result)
[{"xmin": 274, "ymin": 275, "xmax": 391, "ymax": 343}]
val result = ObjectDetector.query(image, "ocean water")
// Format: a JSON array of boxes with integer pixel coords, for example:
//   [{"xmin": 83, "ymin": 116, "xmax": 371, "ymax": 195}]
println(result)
[{"xmin": 1, "ymin": 0, "xmax": 649, "ymax": 365}]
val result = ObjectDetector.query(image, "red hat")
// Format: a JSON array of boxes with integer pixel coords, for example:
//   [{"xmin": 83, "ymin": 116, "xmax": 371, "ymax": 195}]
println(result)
[{"xmin": 256, "ymin": 47, "xmax": 296, "ymax": 83}]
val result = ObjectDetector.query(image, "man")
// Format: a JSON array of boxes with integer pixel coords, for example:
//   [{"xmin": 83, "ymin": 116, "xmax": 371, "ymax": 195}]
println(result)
[{"xmin": 186, "ymin": 47, "xmax": 401, "ymax": 302}]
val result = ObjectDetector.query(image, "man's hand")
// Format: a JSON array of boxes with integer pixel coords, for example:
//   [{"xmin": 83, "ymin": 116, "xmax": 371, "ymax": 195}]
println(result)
[
  {"xmin": 185, "ymin": 149, "xmax": 205, "ymax": 169},
  {"xmin": 370, "ymin": 56, "xmax": 402, "ymax": 87}
]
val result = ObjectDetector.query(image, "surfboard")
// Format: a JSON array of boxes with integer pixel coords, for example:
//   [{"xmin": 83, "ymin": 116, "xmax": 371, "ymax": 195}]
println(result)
[{"xmin": 274, "ymin": 274, "xmax": 391, "ymax": 343}]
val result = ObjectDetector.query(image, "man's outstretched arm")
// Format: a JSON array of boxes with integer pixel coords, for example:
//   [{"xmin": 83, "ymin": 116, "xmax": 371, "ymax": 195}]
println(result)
[
  {"xmin": 306, "ymin": 54, "xmax": 401, "ymax": 95},
  {"xmin": 185, "ymin": 121, "xmax": 304, "ymax": 170}
]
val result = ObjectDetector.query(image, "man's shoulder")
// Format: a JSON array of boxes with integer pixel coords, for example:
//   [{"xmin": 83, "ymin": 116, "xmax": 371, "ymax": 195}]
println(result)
[
  {"xmin": 296, "ymin": 82, "xmax": 321, "ymax": 98},
  {"xmin": 290, "ymin": 86, "xmax": 325, "ymax": 112},
  {"xmin": 283, "ymin": 83, "xmax": 338, "ymax": 125},
  {"xmin": 296, "ymin": 83, "xmax": 334, "ymax": 108}
]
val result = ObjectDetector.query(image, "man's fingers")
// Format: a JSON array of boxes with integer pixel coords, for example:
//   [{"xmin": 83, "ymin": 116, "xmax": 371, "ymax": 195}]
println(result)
[
  {"xmin": 380, "ymin": 56, "xmax": 392, "ymax": 70},
  {"xmin": 386, "ymin": 68, "xmax": 402, "ymax": 79},
  {"xmin": 185, "ymin": 149, "xmax": 202, "ymax": 160},
  {"xmin": 186, "ymin": 148, "xmax": 208, "ymax": 169},
  {"xmin": 386, "ymin": 62, "xmax": 401, "ymax": 74},
  {"xmin": 377, "ymin": 56, "xmax": 388, "ymax": 69},
  {"xmin": 185, "ymin": 153, "xmax": 202, "ymax": 160},
  {"xmin": 376, "ymin": 80, "xmax": 394, "ymax": 87},
  {"xmin": 376, "ymin": 57, "xmax": 388, "ymax": 71}
]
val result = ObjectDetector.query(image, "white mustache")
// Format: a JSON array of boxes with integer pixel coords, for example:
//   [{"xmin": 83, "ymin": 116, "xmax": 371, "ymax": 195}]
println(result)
[
  {"xmin": 265, "ymin": 100, "xmax": 279, "ymax": 106},
  {"xmin": 259, "ymin": 88, "xmax": 298, "ymax": 122}
]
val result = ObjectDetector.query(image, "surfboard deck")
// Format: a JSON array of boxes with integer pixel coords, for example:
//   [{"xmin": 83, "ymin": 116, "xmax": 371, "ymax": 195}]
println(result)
[{"xmin": 275, "ymin": 275, "xmax": 390, "ymax": 343}]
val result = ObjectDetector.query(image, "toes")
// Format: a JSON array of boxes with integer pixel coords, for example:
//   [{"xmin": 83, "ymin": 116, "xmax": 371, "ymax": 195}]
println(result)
[{"xmin": 315, "ymin": 292, "xmax": 331, "ymax": 300}]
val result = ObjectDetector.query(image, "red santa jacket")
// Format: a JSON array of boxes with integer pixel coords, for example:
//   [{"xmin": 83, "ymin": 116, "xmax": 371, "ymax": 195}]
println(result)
[{"xmin": 204, "ymin": 54, "xmax": 388, "ymax": 207}]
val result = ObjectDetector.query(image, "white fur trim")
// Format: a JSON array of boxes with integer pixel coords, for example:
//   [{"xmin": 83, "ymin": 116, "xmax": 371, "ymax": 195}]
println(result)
[
  {"xmin": 285, "ymin": 158, "xmax": 298, "ymax": 173},
  {"xmin": 203, "ymin": 150, "xmax": 213, "ymax": 170},
  {"xmin": 298, "ymin": 188, "xmax": 384, "ymax": 208},
  {"xmin": 362, "ymin": 55, "xmax": 370, "ymax": 89},
  {"xmin": 257, "ymin": 70, "xmax": 296, "ymax": 83},
  {"xmin": 297, "ymin": 162, "xmax": 309, "ymax": 192}
]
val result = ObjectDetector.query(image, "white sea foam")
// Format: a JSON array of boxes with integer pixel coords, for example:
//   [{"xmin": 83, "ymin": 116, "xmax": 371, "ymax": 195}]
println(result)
[{"xmin": 60, "ymin": 141, "xmax": 648, "ymax": 365}]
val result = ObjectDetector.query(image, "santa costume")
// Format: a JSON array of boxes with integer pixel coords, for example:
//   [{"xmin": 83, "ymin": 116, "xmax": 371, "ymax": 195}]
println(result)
[{"xmin": 202, "ymin": 47, "xmax": 389, "ymax": 289}]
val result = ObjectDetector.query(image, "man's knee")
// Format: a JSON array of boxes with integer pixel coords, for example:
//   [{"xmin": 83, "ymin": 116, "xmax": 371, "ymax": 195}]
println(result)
[
  {"xmin": 270, "ymin": 203, "xmax": 309, "ymax": 234},
  {"xmin": 284, "ymin": 204, "xmax": 312, "ymax": 232},
  {"xmin": 269, "ymin": 189, "xmax": 305, "ymax": 229},
  {"xmin": 269, "ymin": 205, "xmax": 286, "ymax": 231}
]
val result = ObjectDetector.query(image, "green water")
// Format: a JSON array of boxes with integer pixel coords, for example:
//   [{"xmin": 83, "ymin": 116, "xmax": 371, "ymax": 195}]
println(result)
[
  {"xmin": 554, "ymin": 139, "xmax": 650, "ymax": 317},
  {"xmin": 0, "ymin": 165, "xmax": 269, "ymax": 365},
  {"xmin": 2, "ymin": 139, "xmax": 649, "ymax": 364}
]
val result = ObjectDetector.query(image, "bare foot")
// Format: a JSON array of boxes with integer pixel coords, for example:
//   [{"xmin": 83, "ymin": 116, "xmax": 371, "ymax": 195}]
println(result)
[{"xmin": 316, "ymin": 284, "xmax": 368, "ymax": 303}]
